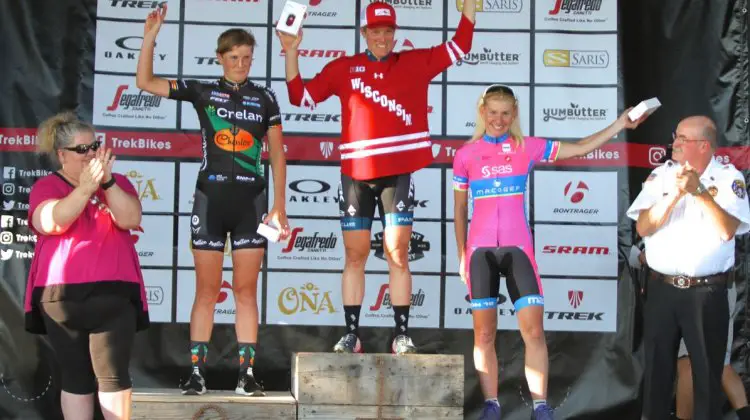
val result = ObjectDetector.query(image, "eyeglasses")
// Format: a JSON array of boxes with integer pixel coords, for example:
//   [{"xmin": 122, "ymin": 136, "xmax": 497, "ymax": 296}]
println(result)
[
  {"xmin": 482, "ymin": 84, "xmax": 515, "ymax": 99},
  {"xmin": 63, "ymin": 140, "xmax": 101, "ymax": 154},
  {"xmin": 672, "ymin": 132, "xmax": 705, "ymax": 144}
]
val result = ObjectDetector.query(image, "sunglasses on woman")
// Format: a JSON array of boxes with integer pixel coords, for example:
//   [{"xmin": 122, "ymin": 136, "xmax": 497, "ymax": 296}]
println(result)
[{"xmin": 63, "ymin": 140, "xmax": 101, "ymax": 155}]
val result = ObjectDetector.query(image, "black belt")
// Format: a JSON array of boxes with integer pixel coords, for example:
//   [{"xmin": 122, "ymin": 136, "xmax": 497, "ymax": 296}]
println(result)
[{"xmin": 649, "ymin": 270, "xmax": 728, "ymax": 289}]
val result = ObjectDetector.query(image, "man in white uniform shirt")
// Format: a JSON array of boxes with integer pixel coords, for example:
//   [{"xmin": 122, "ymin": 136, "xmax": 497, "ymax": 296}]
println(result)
[{"xmin": 626, "ymin": 115, "xmax": 750, "ymax": 420}]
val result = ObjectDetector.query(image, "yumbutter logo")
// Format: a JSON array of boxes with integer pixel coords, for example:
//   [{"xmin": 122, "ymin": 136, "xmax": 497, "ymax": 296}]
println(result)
[
  {"xmin": 543, "ymin": 49, "xmax": 609, "ymax": 68},
  {"xmin": 456, "ymin": 0, "xmax": 522, "ymax": 13},
  {"xmin": 124, "ymin": 170, "xmax": 160, "ymax": 201},
  {"xmin": 278, "ymin": 282, "xmax": 337, "ymax": 315}
]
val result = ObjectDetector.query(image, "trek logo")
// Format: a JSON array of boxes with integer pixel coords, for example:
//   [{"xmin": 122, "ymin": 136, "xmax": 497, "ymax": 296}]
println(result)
[
  {"xmin": 543, "ymin": 50, "xmax": 609, "ymax": 68},
  {"xmin": 549, "ymin": 0, "xmax": 602, "ymax": 15},
  {"xmin": 371, "ymin": 231, "xmax": 429, "ymax": 262},
  {"xmin": 106, "ymin": 85, "xmax": 163, "ymax": 111},
  {"xmin": 195, "ymin": 57, "xmax": 221, "ymax": 65},
  {"xmin": 320, "ymin": 141, "xmax": 334, "ymax": 158},
  {"xmin": 108, "ymin": 1, "xmax": 167, "ymax": 8},
  {"xmin": 542, "ymin": 245, "xmax": 609, "ymax": 255},
  {"xmin": 395, "ymin": 39, "xmax": 416, "ymax": 52},
  {"xmin": 130, "ymin": 225, "xmax": 145, "ymax": 244},
  {"xmin": 456, "ymin": 0, "xmax": 522, "ymax": 13},
  {"xmin": 283, "ymin": 113, "xmax": 341, "ymax": 122},
  {"xmin": 280, "ymin": 49, "xmax": 346, "ymax": 58},
  {"xmin": 369, "ymin": 284, "xmax": 425, "ymax": 311},
  {"xmin": 217, "ymin": 281, "xmax": 233, "ymax": 304},
  {"xmin": 568, "ymin": 290, "xmax": 583, "ymax": 309},
  {"xmin": 282, "ymin": 228, "xmax": 338, "ymax": 253},
  {"xmin": 481, "ymin": 165, "xmax": 513, "ymax": 177},
  {"xmin": 351, "ymin": 78, "xmax": 412, "ymax": 126}
]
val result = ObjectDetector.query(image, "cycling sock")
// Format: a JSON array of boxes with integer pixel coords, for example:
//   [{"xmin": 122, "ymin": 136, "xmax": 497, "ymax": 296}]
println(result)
[
  {"xmin": 344, "ymin": 305, "xmax": 361, "ymax": 336},
  {"xmin": 533, "ymin": 399, "xmax": 547, "ymax": 409},
  {"xmin": 238, "ymin": 343, "xmax": 256, "ymax": 375},
  {"xmin": 190, "ymin": 341, "xmax": 209, "ymax": 372},
  {"xmin": 486, "ymin": 398, "xmax": 500, "ymax": 406},
  {"xmin": 393, "ymin": 305, "xmax": 410, "ymax": 335}
]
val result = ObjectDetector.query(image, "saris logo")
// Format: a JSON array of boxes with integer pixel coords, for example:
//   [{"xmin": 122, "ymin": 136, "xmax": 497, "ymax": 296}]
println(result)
[
  {"xmin": 456, "ymin": 0, "xmax": 522, "ymax": 12},
  {"xmin": 278, "ymin": 282, "xmax": 337, "ymax": 315}
]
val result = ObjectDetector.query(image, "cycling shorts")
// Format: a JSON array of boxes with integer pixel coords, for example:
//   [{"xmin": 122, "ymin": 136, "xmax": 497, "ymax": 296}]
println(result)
[
  {"xmin": 469, "ymin": 246, "xmax": 544, "ymax": 312},
  {"xmin": 190, "ymin": 173, "xmax": 267, "ymax": 251},
  {"xmin": 339, "ymin": 173, "xmax": 415, "ymax": 231}
]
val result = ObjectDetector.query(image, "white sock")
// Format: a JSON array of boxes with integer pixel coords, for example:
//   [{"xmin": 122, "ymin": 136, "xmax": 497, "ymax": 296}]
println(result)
[
  {"xmin": 533, "ymin": 399, "xmax": 547, "ymax": 409},
  {"xmin": 485, "ymin": 398, "xmax": 499, "ymax": 406}
]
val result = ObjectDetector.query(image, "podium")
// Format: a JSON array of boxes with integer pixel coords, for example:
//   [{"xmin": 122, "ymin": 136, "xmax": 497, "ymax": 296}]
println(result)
[
  {"xmin": 131, "ymin": 389, "xmax": 296, "ymax": 419},
  {"xmin": 292, "ymin": 352, "xmax": 464, "ymax": 420}
]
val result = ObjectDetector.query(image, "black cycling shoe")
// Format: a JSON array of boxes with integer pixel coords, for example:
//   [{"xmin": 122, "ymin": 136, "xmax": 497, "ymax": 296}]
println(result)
[
  {"xmin": 181, "ymin": 367, "xmax": 207, "ymax": 395},
  {"xmin": 235, "ymin": 369, "xmax": 265, "ymax": 396}
]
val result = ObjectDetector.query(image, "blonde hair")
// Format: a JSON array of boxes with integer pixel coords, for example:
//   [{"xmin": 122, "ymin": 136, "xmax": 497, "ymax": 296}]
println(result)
[
  {"xmin": 37, "ymin": 111, "xmax": 94, "ymax": 164},
  {"xmin": 216, "ymin": 28, "xmax": 256, "ymax": 55},
  {"xmin": 470, "ymin": 85, "xmax": 524, "ymax": 148}
]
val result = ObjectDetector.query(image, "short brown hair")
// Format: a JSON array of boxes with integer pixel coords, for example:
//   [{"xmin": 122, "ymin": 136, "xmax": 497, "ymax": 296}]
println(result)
[{"xmin": 216, "ymin": 28, "xmax": 256, "ymax": 55}]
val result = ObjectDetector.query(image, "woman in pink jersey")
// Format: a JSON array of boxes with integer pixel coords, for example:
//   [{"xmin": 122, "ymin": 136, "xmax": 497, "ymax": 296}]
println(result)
[
  {"xmin": 23, "ymin": 112, "xmax": 147, "ymax": 420},
  {"xmin": 453, "ymin": 85, "xmax": 647, "ymax": 420}
]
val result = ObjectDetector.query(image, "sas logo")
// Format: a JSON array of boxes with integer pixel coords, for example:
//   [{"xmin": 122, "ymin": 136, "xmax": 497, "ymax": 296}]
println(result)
[
  {"xmin": 278, "ymin": 282, "xmax": 336, "ymax": 315},
  {"xmin": 123, "ymin": 170, "xmax": 161, "ymax": 202},
  {"xmin": 481, "ymin": 165, "xmax": 512, "ymax": 177},
  {"xmin": 543, "ymin": 49, "xmax": 609, "ymax": 68},
  {"xmin": 456, "ymin": 0, "xmax": 522, "ymax": 13}
]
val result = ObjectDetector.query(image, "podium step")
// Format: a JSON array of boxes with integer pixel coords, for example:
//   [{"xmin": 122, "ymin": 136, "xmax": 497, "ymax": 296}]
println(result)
[
  {"xmin": 292, "ymin": 352, "xmax": 464, "ymax": 420},
  {"xmin": 131, "ymin": 388, "xmax": 296, "ymax": 420}
]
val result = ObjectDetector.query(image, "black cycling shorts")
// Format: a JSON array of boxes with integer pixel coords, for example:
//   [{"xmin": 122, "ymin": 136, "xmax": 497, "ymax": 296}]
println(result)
[
  {"xmin": 190, "ymin": 173, "xmax": 267, "ymax": 251},
  {"xmin": 339, "ymin": 173, "xmax": 415, "ymax": 231},
  {"xmin": 469, "ymin": 246, "xmax": 544, "ymax": 312}
]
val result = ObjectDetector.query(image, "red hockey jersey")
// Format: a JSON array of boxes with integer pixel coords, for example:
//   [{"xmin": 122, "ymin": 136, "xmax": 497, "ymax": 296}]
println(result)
[{"xmin": 287, "ymin": 15, "xmax": 475, "ymax": 181}]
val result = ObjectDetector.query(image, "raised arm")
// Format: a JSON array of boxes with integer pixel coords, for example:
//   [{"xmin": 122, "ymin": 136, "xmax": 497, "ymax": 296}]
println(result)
[
  {"xmin": 136, "ymin": 4, "xmax": 170, "ymax": 97},
  {"xmin": 277, "ymin": 30, "xmax": 337, "ymax": 109},
  {"xmin": 556, "ymin": 107, "xmax": 648, "ymax": 160}
]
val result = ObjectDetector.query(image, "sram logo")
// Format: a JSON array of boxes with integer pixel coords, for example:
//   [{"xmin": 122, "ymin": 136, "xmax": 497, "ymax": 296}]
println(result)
[
  {"xmin": 481, "ymin": 165, "xmax": 512, "ymax": 177},
  {"xmin": 542, "ymin": 245, "xmax": 609, "ymax": 255}
]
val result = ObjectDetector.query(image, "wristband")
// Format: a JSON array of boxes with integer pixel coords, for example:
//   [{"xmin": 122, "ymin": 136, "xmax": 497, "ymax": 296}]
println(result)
[{"xmin": 102, "ymin": 177, "xmax": 116, "ymax": 190}]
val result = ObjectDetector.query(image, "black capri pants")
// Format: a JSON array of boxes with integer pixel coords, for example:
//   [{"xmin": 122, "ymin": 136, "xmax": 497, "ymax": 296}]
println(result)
[{"xmin": 40, "ymin": 294, "xmax": 136, "ymax": 394}]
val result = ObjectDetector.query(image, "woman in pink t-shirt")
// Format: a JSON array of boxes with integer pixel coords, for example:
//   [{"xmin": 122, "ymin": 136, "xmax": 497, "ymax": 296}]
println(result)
[{"xmin": 23, "ymin": 111, "xmax": 148, "ymax": 420}]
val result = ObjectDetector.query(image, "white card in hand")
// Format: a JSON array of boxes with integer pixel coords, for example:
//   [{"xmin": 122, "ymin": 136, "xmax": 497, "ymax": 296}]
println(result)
[
  {"xmin": 276, "ymin": 0, "xmax": 307, "ymax": 36},
  {"xmin": 257, "ymin": 222, "xmax": 281, "ymax": 242}
]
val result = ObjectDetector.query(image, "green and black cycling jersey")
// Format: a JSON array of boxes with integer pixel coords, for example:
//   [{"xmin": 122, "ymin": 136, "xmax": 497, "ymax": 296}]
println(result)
[{"xmin": 168, "ymin": 78, "xmax": 282, "ymax": 185}]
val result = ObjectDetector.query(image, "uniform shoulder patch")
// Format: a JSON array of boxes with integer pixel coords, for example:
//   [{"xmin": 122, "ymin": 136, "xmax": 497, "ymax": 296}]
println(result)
[{"xmin": 731, "ymin": 179, "xmax": 747, "ymax": 199}]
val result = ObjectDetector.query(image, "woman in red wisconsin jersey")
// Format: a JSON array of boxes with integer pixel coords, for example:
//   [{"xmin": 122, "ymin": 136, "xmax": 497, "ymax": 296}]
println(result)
[{"xmin": 277, "ymin": 1, "xmax": 476, "ymax": 355}]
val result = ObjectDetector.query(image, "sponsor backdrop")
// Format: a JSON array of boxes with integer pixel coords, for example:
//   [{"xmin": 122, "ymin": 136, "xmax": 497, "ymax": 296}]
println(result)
[{"xmin": 0, "ymin": 1, "xmax": 748, "ymax": 420}]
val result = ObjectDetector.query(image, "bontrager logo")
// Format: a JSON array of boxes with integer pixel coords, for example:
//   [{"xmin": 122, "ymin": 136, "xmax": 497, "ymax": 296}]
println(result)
[
  {"xmin": 543, "ymin": 49, "xmax": 609, "ymax": 68},
  {"xmin": 320, "ymin": 141, "xmax": 334, "ymax": 158},
  {"xmin": 351, "ymin": 78, "xmax": 412, "ymax": 126},
  {"xmin": 568, "ymin": 290, "xmax": 584, "ymax": 309}
]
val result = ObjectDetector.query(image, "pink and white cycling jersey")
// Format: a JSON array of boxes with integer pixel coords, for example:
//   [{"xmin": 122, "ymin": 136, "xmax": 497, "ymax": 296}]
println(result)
[{"xmin": 453, "ymin": 133, "xmax": 560, "ymax": 287}]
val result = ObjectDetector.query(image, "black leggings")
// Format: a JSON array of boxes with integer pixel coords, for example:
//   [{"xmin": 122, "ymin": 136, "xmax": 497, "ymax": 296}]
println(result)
[{"xmin": 40, "ymin": 295, "xmax": 136, "ymax": 394}]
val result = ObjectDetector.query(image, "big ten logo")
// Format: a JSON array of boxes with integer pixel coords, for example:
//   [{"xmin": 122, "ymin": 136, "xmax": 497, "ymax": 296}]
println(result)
[
  {"xmin": 278, "ymin": 282, "xmax": 336, "ymax": 315},
  {"xmin": 123, "ymin": 170, "xmax": 161, "ymax": 202}
]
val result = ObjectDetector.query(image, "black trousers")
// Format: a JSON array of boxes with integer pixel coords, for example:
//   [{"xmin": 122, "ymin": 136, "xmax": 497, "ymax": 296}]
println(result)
[
  {"xmin": 40, "ymin": 295, "xmax": 137, "ymax": 394},
  {"xmin": 641, "ymin": 274, "xmax": 729, "ymax": 420}
]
